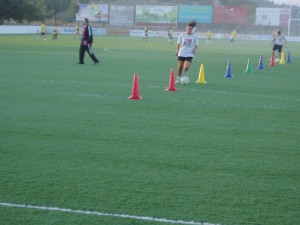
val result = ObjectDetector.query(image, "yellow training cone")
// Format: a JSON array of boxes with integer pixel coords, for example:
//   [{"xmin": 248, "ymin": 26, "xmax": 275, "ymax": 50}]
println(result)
[
  {"xmin": 196, "ymin": 64, "xmax": 207, "ymax": 84},
  {"xmin": 279, "ymin": 51, "xmax": 285, "ymax": 64}
]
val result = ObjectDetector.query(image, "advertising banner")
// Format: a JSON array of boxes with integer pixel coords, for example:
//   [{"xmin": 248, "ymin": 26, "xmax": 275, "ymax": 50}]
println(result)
[
  {"xmin": 279, "ymin": 8, "xmax": 291, "ymax": 27},
  {"xmin": 256, "ymin": 8, "xmax": 291, "ymax": 27},
  {"xmin": 213, "ymin": 5, "xmax": 248, "ymax": 25},
  {"xmin": 76, "ymin": 4, "xmax": 108, "ymax": 22},
  {"xmin": 109, "ymin": 5, "xmax": 134, "ymax": 26},
  {"xmin": 135, "ymin": 5, "xmax": 177, "ymax": 27},
  {"xmin": 178, "ymin": 5, "xmax": 212, "ymax": 23}
]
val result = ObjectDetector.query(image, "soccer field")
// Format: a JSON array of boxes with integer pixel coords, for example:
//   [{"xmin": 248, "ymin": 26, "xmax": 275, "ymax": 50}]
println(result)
[{"xmin": 0, "ymin": 34, "xmax": 299, "ymax": 225}]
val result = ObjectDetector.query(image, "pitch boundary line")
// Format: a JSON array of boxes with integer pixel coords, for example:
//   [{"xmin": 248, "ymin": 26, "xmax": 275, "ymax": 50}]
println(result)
[
  {"xmin": 1, "ymin": 78, "xmax": 299, "ymax": 102},
  {"xmin": 57, "ymin": 92, "xmax": 290, "ymax": 111},
  {"xmin": 0, "ymin": 202, "xmax": 222, "ymax": 225}
]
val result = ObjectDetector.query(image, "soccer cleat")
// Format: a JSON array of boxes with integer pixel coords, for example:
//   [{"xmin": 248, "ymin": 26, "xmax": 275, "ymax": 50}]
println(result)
[{"xmin": 175, "ymin": 76, "xmax": 181, "ymax": 84}]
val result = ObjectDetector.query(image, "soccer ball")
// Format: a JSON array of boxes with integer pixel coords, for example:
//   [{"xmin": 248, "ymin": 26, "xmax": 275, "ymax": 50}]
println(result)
[
  {"xmin": 275, "ymin": 58, "xmax": 280, "ymax": 63},
  {"xmin": 180, "ymin": 76, "xmax": 189, "ymax": 85}
]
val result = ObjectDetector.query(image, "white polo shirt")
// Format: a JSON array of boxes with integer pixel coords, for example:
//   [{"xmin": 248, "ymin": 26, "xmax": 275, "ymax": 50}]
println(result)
[{"xmin": 177, "ymin": 32, "xmax": 199, "ymax": 57}]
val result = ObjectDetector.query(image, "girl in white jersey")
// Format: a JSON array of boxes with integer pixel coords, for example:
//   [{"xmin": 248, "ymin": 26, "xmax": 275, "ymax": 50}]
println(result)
[
  {"xmin": 272, "ymin": 30, "xmax": 287, "ymax": 58},
  {"xmin": 175, "ymin": 21, "xmax": 199, "ymax": 83}
]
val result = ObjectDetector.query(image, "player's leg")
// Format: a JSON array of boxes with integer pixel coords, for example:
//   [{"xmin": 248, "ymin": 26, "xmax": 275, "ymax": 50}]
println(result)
[
  {"xmin": 278, "ymin": 46, "xmax": 283, "ymax": 58},
  {"xmin": 176, "ymin": 58, "xmax": 184, "ymax": 83},
  {"xmin": 183, "ymin": 60, "xmax": 191, "ymax": 77},
  {"xmin": 78, "ymin": 45, "xmax": 85, "ymax": 64},
  {"xmin": 87, "ymin": 44, "xmax": 99, "ymax": 64}
]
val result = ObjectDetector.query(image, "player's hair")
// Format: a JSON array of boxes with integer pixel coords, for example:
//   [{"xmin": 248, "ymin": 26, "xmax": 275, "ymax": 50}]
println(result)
[
  {"xmin": 188, "ymin": 20, "xmax": 196, "ymax": 28},
  {"xmin": 277, "ymin": 30, "xmax": 281, "ymax": 35},
  {"xmin": 84, "ymin": 18, "xmax": 89, "ymax": 23}
]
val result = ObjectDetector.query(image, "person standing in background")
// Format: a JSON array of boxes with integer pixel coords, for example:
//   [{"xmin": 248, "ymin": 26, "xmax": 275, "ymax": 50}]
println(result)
[
  {"xmin": 52, "ymin": 24, "xmax": 58, "ymax": 40},
  {"xmin": 143, "ymin": 26, "xmax": 148, "ymax": 42},
  {"xmin": 38, "ymin": 21, "xmax": 46, "ymax": 41},
  {"xmin": 230, "ymin": 29, "xmax": 237, "ymax": 45},
  {"xmin": 206, "ymin": 29, "xmax": 212, "ymax": 45},
  {"xmin": 74, "ymin": 23, "xmax": 80, "ymax": 39},
  {"xmin": 167, "ymin": 27, "xmax": 173, "ymax": 44}
]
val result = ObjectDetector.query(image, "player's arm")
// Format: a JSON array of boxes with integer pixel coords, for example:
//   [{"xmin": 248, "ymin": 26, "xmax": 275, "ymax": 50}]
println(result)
[
  {"xmin": 271, "ymin": 35, "xmax": 276, "ymax": 45},
  {"xmin": 175, "ymin": 34, "xmax": 182, "ymax": 56},
  {"xmin": 87, "ymin": 26, "xmax": 93, "ymax": 43},
  {"xmin": 175, "ymin": 43, "xmax": 180, "ymax": 56},
  {"xmin": 193, "ymin": 36, "xmax": 199, "ymax": 53},
  {"xmin": 192, "ymin": 46, "xmax": 198, "ymax": 54}
]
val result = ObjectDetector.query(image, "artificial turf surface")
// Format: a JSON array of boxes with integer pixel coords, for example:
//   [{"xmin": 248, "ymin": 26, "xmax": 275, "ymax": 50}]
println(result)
[{"xmin": 0, "ymin": 34, "xmax": 299, "ymax": 225}]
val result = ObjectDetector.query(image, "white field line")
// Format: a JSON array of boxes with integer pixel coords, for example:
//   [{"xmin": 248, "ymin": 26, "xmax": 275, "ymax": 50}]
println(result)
[
  {"xmin": 1, "ymin": 78, "xmax": 299, "ymax": 102},
  {"xmin": 0, "ymin": 202, "xmax": 222, "ymax": 225},
  {"xmin": 57, "ymin": 91, "xmax": 290, "ymax": 111}
]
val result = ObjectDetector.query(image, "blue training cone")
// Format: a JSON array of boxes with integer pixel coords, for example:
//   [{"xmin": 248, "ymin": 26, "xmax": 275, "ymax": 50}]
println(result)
[
  {"xmin": 224, "ymin": 60, "xmax": 233, "ymax": 78},
  {"xmin": 257, "ymin": 55, "xmax": 264, "ymax": 70},
  {"xmin": 287, "ymin": 51, "xmax": 291, "ymax": 63}
]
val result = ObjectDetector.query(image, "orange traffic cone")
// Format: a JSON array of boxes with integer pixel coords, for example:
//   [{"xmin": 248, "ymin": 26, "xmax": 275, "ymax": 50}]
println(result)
[
  {"xmin": 269, "ymin": 52, "xmax": 275, "ymax": 67},
  {"xmin": 128, "ymin": 74, "xmax": 142, "ymax": 100},
  {"xmin": 165, "ymin": 68, "xmax": 176, "ymax": 91}
]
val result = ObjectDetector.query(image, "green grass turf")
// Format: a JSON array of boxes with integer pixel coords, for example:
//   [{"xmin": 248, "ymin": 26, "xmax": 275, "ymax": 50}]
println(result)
[{"xmin": 0, "ymin": 34, "xmax": 299, "ymax": 225}]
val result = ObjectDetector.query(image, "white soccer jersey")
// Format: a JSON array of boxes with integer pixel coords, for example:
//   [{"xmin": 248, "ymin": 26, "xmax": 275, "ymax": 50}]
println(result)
[
  {"xmin": 274, "ymin": 35, "xmax": 286, "ymax": 45},
  {"xmin": 177, "ymin": 32, "xmax": 199, "ymax": 57}
]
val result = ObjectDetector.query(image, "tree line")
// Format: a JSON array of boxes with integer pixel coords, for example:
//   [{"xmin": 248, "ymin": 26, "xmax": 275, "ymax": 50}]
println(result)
[{"xmin": 0, "ymin": 0, "xmax": 77, "ymax": 24}]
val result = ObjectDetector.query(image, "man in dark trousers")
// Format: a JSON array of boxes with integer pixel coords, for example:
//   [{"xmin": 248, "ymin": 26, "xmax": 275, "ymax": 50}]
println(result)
[{"xmin": 78, "ymin": 18, "xmax": 99, "ymax": 64}]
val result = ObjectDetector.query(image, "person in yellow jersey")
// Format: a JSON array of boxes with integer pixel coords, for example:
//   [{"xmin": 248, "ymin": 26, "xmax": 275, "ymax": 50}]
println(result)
[
  {"xmin": 74, "ymin": 23, "xmax": 80, "ymax": 39},
  {"xmin": 167, "ymin": 27, "xmax": 173, "ymax": 44},
  {"xmin": 206, "ymin": 29, "xmax": 212, "ymax": 45},
  {"xmin": 52, "ymin": 24, "xmax": 58, "ymax": 40},
  {"xmin": 38, "ymin": 21, "xmax": 46, "ymax": 40},
  {"xmin": 230, "ymin": 29, "xmax": 237, "ymax": 45},
  {"xmin": 142, "ymin": 26, "xmax": 148, "ymax": 42}
]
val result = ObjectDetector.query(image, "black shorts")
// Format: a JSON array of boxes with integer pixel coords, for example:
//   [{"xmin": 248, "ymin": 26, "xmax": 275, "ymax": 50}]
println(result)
[
  {"xmin": 178, "ymin": 56, "xmax": 193, "ymax": 62},
  {"xmin": 273, "ymin": 44, "xmax": 283, "ymax": 53}
]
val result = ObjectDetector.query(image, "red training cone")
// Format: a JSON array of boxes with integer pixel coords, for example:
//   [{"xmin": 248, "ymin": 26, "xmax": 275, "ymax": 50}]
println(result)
[
  {"xmin": 128, "ymin": 74, "xmax": 142, "ymax": 100},
  {"xmin": 165, "ymin": 68, "xmax": 177, "ymax": 91},
  {"xmin": 269, "ymin": 52, "xmax": 275, "ymax": 67}
]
